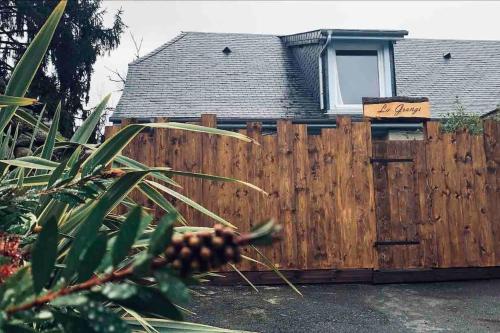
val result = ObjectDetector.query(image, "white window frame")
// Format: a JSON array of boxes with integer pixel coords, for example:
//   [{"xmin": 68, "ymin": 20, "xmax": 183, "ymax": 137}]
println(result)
[{"xmin": 326, "ymin": 40, "xmax": 393, "ymax": 114}]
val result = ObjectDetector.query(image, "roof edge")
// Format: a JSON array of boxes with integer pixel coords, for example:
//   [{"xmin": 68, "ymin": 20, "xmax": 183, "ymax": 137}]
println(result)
[
  {"xmin": 281, "ymin": 29, "xmax": 408, "ymax": 47},
  {"xmin": 129, "ymin": 32, "xmax": 188, "ymax": 66}
]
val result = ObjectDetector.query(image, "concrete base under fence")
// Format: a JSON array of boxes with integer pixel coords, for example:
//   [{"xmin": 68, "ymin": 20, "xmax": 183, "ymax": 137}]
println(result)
[{"xmin": 208, "ymin": 267, "xmax": 500, "ymax": 285}]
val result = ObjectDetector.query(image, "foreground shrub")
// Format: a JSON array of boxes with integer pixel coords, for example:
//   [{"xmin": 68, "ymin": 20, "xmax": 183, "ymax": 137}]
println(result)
[
  {"xmin": 441, "ymin": 98, "xmax": 483, "ymax": 134},
  {"xmin": 0, "ymin": 1, "xmax": 285, "ymax": 331}
]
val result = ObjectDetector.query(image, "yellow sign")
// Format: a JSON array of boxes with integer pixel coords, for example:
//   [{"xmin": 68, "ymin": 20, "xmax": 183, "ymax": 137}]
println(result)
[{"xmin": 363, "ymin": 98, "xmax": 430, "ymax": 119}]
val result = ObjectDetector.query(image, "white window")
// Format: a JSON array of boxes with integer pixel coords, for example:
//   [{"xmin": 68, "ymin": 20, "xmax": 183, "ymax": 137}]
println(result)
[{"xmin": 326, "ymin": 41, "xmax": 393, "ymax": 114}]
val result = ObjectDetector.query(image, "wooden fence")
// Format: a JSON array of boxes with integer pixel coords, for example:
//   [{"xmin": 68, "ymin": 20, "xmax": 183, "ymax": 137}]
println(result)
[{"xmin": 105, "ymin": 115, "xmax": 500, "ymax": 276}]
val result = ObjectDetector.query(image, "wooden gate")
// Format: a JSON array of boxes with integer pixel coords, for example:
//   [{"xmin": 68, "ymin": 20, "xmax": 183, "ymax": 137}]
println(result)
[{"xmin": 372, "ymin": 140, "xmax": 427, "ymax": 269}]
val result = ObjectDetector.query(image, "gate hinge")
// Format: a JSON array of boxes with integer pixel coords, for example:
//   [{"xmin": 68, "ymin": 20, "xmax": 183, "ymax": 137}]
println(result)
[
  {"xmin": 370, "ymin": 158, "xmax": 414, "ymax": 164},
  {"xmin": 374, "ymin": 240, "xmax": 420, "ymax": 247}
]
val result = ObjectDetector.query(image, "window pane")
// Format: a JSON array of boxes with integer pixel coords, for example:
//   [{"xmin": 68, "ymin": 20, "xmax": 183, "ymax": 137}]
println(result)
[{"xmin": 336, "ymin": 50, "xmax": 380, "ymax": 104}]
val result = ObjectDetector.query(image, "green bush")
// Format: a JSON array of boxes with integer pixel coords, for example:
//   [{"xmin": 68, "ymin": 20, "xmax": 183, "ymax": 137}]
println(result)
[{"xmin": 441, "ymin": 98, "xmax": 483, "ymax": 135}]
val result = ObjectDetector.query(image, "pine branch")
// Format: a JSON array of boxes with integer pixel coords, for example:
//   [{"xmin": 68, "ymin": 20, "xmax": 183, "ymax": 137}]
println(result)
[{"xmin": 5, "ymin": 223, "xmax": 279, "ymax": 315}]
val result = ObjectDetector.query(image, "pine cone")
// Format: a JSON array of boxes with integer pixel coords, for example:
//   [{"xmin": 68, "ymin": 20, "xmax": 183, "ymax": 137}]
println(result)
[{"xmin": 164, "ymin": 225, "xmax": 241, "ymax": 277}]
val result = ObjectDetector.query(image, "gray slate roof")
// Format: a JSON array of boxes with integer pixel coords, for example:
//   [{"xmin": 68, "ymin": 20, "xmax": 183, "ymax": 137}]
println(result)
[
  {"xmin": 113, "ymin": 31, "xmax": 500, "ymax": 120},
  {"xmin": 394, "ymin": 38, "xmax": 500, "ymax": 117},
  {"xmin": 114, "ymin": 32, "xmax": 318, "ymax": 120}
]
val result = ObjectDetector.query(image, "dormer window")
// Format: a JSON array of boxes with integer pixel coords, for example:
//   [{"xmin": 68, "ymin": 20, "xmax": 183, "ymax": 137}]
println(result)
[
  {"xmin": 326, "ymin": 41, "xmax": 393, "ymax": 113},
  {"xmin": 335, "ymin": 50, "xmax": 380, "ymax": 104}
]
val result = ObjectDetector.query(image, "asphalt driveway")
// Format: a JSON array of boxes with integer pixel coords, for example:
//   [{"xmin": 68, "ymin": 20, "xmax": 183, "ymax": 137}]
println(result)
[{"xmin": 188, "ymin": 279, "xmax": 500, "ymax": 333}]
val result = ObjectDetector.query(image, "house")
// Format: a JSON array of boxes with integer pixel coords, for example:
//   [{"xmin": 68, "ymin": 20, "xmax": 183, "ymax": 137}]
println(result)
[
  {"xmin": 481, "ymin": 108, "xmax": 500, "ymax": 120},
  {"xmin": 112, "ymin": 29, "xmax": 500, "ymax": 134}
]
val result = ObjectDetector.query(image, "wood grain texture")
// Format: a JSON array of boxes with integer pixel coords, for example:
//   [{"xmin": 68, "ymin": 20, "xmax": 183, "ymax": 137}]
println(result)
[
  {"xmin": 483, "ymin": 120, "xmax": 500, "ymax": 265},
  {"xmin": 277, "ymin": 120, "xmax": 298, "ymax": 270},
  {"xmin": 104, "ymin": 116, "xmax": 500, "ymax": 273}
]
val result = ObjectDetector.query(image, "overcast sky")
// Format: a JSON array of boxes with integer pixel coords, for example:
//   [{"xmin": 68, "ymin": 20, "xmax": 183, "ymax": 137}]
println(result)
[{"xmin": 90, "ymin": 1, "xmax": 500, "ymax": 110}]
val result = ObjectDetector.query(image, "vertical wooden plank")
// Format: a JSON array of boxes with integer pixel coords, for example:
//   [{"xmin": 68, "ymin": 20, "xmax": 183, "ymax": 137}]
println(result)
[
  {"xmin": 293, "ymin": 124, "xmax": 309, "ymax": 269},
  {"xmin": 201, "ymin": 114, "xmax": 217, "ymax": 227},
  {"xmin": 361, "ymin": 120, "xmax": 377, "ymax": 268},
  {"xmin": 321, "ymin": 128, "xmax": 341, "ymax": 267},
  {"xmin": 262, "ymin": 134, "xmax": 281, "ymax": 268},
  {"xmin": 182, "ymin": 123, "xmax": 203, "ymax": 225},
  {"xmin": 413, "ymin": 138, "xmax": 437, "ymax": 268},
  {"xmin": 397, "ymin": 142, "xmax": 421, "ymax": 268},
  {"xmin": 152, "ymin": 117, "xmax": 169, "ymax": 219},
  {"xmin": 350, "ymin": 121, "xmax": 375, "ymax": 268},
  {"xmin": 442, "ymin": 131, "xmax": 467, "ymax": 267},
  {"xmin": 425, "ymin": 121, "xmax": 452, "ymax": 267},
  {"xmin": 137, "ymin": 131, "xmax": 155, "ymax": 209},
  {"xmin": 471, "ymin": 131, "xmax": 495, "ymax": 266},
  {"xmin": 231, "ymin": 129, "xmax": 251, "ymax": 271},
  {"xmin": 484, "ymin": 120, "xmax": 500, "ymax": 265},
  {"xmin": 307, "ymin": 134, "xmax": 329, "ymax": 269},
  {"xmin": 455, "ymin": 130, "xmax": 480, "ymax": 267},
  {"xmin": 104, "ymin": 124, "xmax": 120, "ymax": 140},
  {"xmin": 335, "ymin": 116, "xmax": 356, "ymax": 268},
  {"xmin": 277, "ymin": 120, "xmax": 297, "ymax": 270},
  {"xmin": 215, "ymin": 134, "xmax": 233, "ymax": 221},
  {"xmin": 121, "ymin": 118, "xmax": 142, "ymax": 211},
  {"xmin": 385, "ymin": 144, "xmax": 405, "ymax": 268},
  {"xmin": 246, "ymin": 123, "xmax": 264, "ymax": 270},
  {"xmin": 372, "ymin": 141, "xmax": 392, "ymax": 269},
  {"xmin": 120, "ymin": 118, "xmax": 134, "ymax": 159},
  {"xmin": 168, "ymin": 126, "xmax": 189, "ymax": 219},
  {"xmin": 153, "ymin": 117, "xmax": 168, "ymax": 167}
]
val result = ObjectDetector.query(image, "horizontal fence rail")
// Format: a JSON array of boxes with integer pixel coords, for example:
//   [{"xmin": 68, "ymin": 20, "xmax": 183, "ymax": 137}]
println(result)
[{"xmin": 105, "ymin": 115, "xmax": 500, "ymax": 273}]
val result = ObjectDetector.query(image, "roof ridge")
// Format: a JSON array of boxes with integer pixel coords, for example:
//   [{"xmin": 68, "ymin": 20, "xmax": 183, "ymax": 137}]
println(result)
[
  {"xmin": 403, "ymin": 37, "xmax": 500, "ymax": 43},
  {"xmin": 130, "ymin": 32, "xmax": 188, "ymax": 66},
  {"xmin": 181, "ymin": 31, "xmax": 278, "ymax": 37}
]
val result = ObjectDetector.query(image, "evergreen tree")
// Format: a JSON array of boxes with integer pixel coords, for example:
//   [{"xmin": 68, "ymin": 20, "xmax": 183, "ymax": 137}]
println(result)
[{"xmin": 0, "ymin": 0, "xmax": 125, "ymax": 139}]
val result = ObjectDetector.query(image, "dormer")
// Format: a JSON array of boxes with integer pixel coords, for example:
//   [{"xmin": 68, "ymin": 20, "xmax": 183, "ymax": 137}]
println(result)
[{"xmin": 282, "ymin": 29, "xmax": 408, "ymax": 114}]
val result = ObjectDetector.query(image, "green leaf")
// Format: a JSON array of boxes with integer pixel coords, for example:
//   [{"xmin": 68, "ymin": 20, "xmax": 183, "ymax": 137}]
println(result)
[
  {"xmin": 46, "ymin": 158, "xmax": 68, "ymax": 188},
  {"xmin": 14, "ymin": 108, "xmax": 64, "ymax": 142},
  {"xmin": 131, "ymin": 251, "xmax": 154, "ymax": 276},
  {"xmin": 31, "ymin": 217, "xmax": 58, "ymax": 294},
  {"xmin": 75, "ymin": 233, "xmax": 108, "ymax": 283},
  {"xmin": 127, "ymin": 319, "xmax": 247, "ymax": 333},
  {"xmin": 71, "ymin": 94, "xmax": 110, "ymax": 144},
  {"xmin": 166, "ymin": 170, "xmax": 267, "ymax": 195},
  {"xmin": 100, "ymin": 283, "xmax": 137, "ymax": 301},
  {"xmin": 0, "ymin": 95, "xmax": 37, "ymax": 107},
  {"xmin": 63, "ymin": 171, "xmax": 151, "ymax": 280},
  {"xmin": 80, "ymin": 300, "xmax": 131, "ymax": 333},
  {"xmin": 0, "ymin": 267, "xmax": 34, "ymax": 308},
  {"xmin": 3, "ymin": 174, "xmax": 50, "ymax": 187},
  {"xmin": 15, "ymin": 167, "xmax": 24, "ymax": 187},
  {"xmin": 166, "ymin": 170, "xmax": 268, "ymax": 195},
  {"xmin": 137, "ymin": 182, "xmax": 183, "ymax": 216},
  {"xmin": 1, "ymin": 324, "xmax": 36, "ymax": 333},
  {"xmin": 52, "ymin": 310, "xmax": 94, "ymax": 333},
  {"xmin": 109, "ymin": 285, "xmax": 182, "ymax": 321},
  {"xmin": 81, "ymin": 122, "xmax": 254, "ymax": 177},
  {"xmin": 246, "ymin": 220, "xmax": 280, "ymax": 246},
  {"xmin": 111, "ymin": 206, "xmax": 152, "ymax": 267},
  {"xmin": 116, "ymin": 154, "xmax": 180, "ymax": 188},
  {"xmin": 148, "ymin": 213, "xmax": 176, "ymax": 256},
  {"xmin": 0, "ymin": 0, "xmax": 67, "ymax": 133},
  {"xmin": 0, "ymin": 126, "xmax": 12, "ymax": 159},
  {"xmin": 28, "ymin": 105, "xmax": 45, "ymax": 152},
  {"xmin": 147, "ymin": 179, "xmax": 236, "ymax": 229},
  {"xmin": 40, "ymin": 102, "xmax": 61, "ymax": 161},
  {"xmin": 0, "ymin": 156, "xmax": 60, "ymax": 170},
  {"xmin": 51, "ymin": 294, "xmax": 89, "ymax": 307},
  {"xmin": 155, "ymin": 269, "xmax": 190, "ymax": 305}
]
